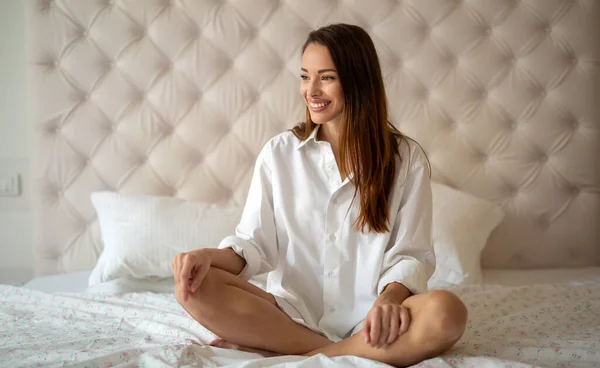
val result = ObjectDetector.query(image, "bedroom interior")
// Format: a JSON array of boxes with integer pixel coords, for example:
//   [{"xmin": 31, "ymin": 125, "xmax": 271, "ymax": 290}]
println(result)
[{"xmin": 0, "ymin": 0, "xmax": 598, "ymax": 367}]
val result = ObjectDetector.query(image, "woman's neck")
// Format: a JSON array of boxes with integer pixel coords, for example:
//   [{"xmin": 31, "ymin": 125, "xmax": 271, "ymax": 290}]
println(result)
[
  {"xmin": 317, "ymin": 122, "xmax": 340, "ymax": 156},
  {"xmin": 317, "ymin": 121, "xmax": 347, "ymax": 180}
]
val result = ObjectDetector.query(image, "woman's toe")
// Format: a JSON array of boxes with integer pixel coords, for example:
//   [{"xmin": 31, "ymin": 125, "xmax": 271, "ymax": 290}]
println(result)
[{"xmin": 209, "ymin": 339, "xmax": 239, "ymax": 349}]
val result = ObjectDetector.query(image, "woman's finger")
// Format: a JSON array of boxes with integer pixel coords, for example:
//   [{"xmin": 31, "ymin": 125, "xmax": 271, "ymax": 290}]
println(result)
[
  {"xmin": 171, "ymin": 258, "xmax": 177, "ymax": 283},
  {"xmin": 190, "ymin": 257, "xmax": 210, "ymax": 293},
  {"xmin": 378, "ymin": 305, "xmax": 391, "ymax": 348},
  {"xmin": 180, "ymin": 255, "xmax": 196, "ymax": 302},
  {"xmin": 172, "ymin": 254, "xmax": 182, "ymax": 284},
  {"xmin": 399, "ymin": 305, "xmax": 411, "ymax": 336},
  {"xmin": 370, "ymin": 308, "xmax": 381, "ymax": 348},
  {"xmin": 387, "ymin": 305, "xmax": 400, "ymax": 345},
  {"xmin": 362, "ymin": 318, "xmax": 371, "ymax": 345}
]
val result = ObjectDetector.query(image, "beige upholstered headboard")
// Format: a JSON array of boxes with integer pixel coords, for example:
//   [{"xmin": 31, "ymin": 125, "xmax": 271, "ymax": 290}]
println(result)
[{"xmin": 28, "ymin": 0, "xmax": 600, "ymax": 276}]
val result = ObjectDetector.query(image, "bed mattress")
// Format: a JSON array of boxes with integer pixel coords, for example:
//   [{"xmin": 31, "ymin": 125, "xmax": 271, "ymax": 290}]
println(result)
[{"xmin": 1, "ymin": 268, "xmax": 597, "ymax": 367}]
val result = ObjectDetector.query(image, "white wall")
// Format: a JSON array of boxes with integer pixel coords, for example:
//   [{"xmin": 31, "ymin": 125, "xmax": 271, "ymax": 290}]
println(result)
[{"xmin": 0, "ymin": 0, "xmax": 33, "ymax": 283}]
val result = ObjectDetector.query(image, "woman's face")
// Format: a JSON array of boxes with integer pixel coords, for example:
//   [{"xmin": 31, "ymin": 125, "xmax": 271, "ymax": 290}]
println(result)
[{"xmin": 300, "ymin": 43, "xmax": 344, "ymax": 125}]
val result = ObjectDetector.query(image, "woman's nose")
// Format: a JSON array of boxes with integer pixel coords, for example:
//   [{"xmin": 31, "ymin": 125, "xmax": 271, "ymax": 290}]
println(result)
[{"xmin": 307, "ymin": 80, "xmax": 321, "ymax": 96}]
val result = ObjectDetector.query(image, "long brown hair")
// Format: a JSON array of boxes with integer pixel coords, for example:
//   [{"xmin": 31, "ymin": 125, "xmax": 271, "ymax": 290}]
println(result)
[{"xmin": 292, "ymin": 23, "xmax": 405, "ymax": 233}]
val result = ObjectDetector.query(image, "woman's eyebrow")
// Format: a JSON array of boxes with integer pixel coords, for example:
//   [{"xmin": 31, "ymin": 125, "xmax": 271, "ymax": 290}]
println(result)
[{"xmin": 300, "ymin": 68, "xmax": 337, "ymax": 74}]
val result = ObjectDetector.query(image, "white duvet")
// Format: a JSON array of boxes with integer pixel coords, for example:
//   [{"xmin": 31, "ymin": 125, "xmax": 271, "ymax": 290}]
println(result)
[{"xmin": 1, "ymin": 281, "xmax": 599, "ymax": 367}]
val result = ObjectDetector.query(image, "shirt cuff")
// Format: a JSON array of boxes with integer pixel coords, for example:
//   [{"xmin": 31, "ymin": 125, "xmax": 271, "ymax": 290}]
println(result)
[
  {"xmin": 217, "ymin": 235, "xmax": 262, "ymax": 280},
  {"xmin": 377, "ymin": 259, "xmax": 428, "ymax": 296}
]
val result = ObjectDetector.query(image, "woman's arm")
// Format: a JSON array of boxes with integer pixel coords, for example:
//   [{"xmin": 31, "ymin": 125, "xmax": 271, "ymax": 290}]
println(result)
[
  {"xmin": 375, "ymin": 282, "xmax": 412, "ymax": 306},
  {"xmin": 217, "ymin": 139, "xmax": 280, "ymax": 280},
  {"xmin": 362, "ymin": 144, "xmax": 434, "ymax": 348},
  {"xmin": 377, "ymin": 142, "xmax": 435, "ymax": 297},
  {"xmin": 206, "ymin": 248, "xmax": 247, "ymax": 276}
]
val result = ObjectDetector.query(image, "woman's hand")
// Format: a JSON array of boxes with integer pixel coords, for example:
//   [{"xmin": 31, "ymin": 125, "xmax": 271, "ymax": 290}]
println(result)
[
  {"xmin": 362, "ymin": 302, "xmax": 411, "ymax": 349},
  {"xmin": 171, "ymin": 249, "xmax": 212, "ymax": 302}
]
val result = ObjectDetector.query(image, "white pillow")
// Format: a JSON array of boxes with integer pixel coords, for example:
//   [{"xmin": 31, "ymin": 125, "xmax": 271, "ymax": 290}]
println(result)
[
  {"xmin": 428, "ymin": 182, "xmax": 505, "ymax": 289},
  {"xmin": 89, "ymin": 191, "xmax": 242, "ymax": 287},
  {"xmin": 90, "ymin": 185, "xmax": 504, "ymax": 290}
]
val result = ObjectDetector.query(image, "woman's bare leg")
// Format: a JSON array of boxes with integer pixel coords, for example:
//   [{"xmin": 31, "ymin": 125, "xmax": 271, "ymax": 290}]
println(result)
[
  {"xmin": 175, "ymin": 266, "xmax": 332, "ymax": 354},
  {"xmin": 305, "ymin": 290, "xmax": 468, "ymax": 367},
  {"xmin": 176, "ymin": 267, "xmax": 467, "ymax": 366}
]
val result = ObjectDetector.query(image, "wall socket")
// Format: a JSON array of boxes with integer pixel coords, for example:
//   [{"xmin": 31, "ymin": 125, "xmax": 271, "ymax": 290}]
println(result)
[{"xmin": 0, "ymin": 174, "xmax": 20, "ymax": 196}]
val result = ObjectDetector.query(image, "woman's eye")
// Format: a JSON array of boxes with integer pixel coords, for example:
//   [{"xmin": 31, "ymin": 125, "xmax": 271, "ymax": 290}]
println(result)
[
  {"xmin": 322, "ymin": 75, "xmax": 335, "ymax": 81},
  {"xmin": 300, "ymin": 75, "xmax": 309, "ymax": 80}
]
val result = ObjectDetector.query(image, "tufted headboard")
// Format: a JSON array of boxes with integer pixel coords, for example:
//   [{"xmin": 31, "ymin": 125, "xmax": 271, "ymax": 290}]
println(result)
[{"xmin": 28, "ymin": 0, "xmax": 600, "ymax": 276}]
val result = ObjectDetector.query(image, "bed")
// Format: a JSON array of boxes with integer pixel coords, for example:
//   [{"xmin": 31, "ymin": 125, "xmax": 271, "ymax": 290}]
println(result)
[
  {"xmin": 2, "ymin": 0, "xmax": 599, "ymax": 366},
  {"xmin": 3, "ymin": 269, "xmax": 599, "ymax": 367}
]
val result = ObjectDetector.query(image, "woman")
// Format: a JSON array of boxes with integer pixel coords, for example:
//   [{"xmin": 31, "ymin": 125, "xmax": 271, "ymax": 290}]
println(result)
[{"xmin": 172, "ymin": 24, "xmax": 467, "ymax": 367}]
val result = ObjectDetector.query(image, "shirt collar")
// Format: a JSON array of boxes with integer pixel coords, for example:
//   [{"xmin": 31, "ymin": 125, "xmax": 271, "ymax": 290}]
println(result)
[{"xmin": 296, "ymin": 125, "xmax": 320, "ymax": 150}]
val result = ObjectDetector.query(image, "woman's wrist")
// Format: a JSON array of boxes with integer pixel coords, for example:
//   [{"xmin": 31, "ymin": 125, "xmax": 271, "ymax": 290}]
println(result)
[
  {"xmin": 376, "ymin": 282, "xmax": 411, "ymax": 306},
  {"xmin": 205, "ymin": 248, "xmax": 246, "ymax": 275}
]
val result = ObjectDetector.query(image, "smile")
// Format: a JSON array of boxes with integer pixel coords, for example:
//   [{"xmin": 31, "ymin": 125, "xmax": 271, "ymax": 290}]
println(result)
[{"xmin": 308, "ymin": 101, "xmax": 331, "ymax": 112}]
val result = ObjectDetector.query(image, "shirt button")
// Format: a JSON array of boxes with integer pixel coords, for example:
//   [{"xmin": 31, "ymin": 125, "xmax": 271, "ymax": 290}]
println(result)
[
  {"xmin": 329, "ymin": 307, "xmax": 336, "ymax": 313},
  {"xmin": 329, "ymin": 234, "xmax": 336, "ymax": 242},
  {"xmin": 328, "ymin": 271, "xmax": 335, "ymax": 278}
]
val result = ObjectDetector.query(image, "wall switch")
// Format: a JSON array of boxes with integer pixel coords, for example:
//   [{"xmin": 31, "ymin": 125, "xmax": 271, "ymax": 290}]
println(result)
[{"xmin": 0, "ymin": 174, "xmax": 20, "ymax": 196}]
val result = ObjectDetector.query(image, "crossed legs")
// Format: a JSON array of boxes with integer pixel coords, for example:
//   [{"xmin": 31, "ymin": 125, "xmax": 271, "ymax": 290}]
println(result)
[{"xmin": 175, "ymin": 267, "xmax": 467, "ymax": 367}]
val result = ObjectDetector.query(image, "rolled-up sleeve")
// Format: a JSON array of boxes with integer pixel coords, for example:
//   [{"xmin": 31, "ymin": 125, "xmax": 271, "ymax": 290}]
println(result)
[
  {"xmin": 377, "ymin": 146, "xmax": 435, "ymax": 296},
  {"xmin": 218, "ymin": 141, "xmax": 279, "ymax": 280}
]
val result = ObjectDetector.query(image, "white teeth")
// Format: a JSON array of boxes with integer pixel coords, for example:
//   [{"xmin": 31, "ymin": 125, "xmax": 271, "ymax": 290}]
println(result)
[{"xmin": 310, "ymin": 101, "xmax": 330, "ymax": 108}]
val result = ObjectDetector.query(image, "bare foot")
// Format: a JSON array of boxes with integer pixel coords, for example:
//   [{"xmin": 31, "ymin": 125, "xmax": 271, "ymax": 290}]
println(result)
[{"xmin": 209, "ymin": 339, "xmax": 282, "ymax": 357}]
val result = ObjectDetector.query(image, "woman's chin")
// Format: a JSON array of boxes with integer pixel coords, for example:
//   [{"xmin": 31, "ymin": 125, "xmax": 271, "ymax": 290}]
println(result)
[
  {"xmin": 308, "ymin": 110, "xmax": 342, "ymax": 125},
  {"xmin": 309, "ymin": 114, "xmax": 330, "ymax": 125}
]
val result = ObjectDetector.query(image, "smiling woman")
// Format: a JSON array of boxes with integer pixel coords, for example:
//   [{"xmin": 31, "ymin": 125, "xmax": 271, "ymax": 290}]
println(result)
[
  {"xmin": 293, "ymin": 24, "xmax": 407, "ymax": 233},
  {"xmin": 299, "ymin": 51, "xmax": 343, "ymax": 124},
  {"xmin": 171, "ymin": 23, "xmax": 467, "ymax": 367}
]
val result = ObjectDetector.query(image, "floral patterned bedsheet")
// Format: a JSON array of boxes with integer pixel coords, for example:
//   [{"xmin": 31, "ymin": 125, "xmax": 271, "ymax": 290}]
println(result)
[
  {"xmin": 1, "ymin": 281, "xmax": 598, "ymax": 367},
  {"xmin": 419, "ymin": 283, "xmax": 600, "ymax": 368}
]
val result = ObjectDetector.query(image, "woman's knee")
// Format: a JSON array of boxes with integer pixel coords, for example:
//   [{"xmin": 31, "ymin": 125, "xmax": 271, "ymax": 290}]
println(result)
[
  {"xmin": 174, "ymin": 266, "xmax": 276, "ymax": 330},
  {"xmin": 414, "ymin": 290, "xmax": 468, "ymax": 349},
  {"xmin": 174, "ymin": 266, "xmax": 223, "ymax": 311}
]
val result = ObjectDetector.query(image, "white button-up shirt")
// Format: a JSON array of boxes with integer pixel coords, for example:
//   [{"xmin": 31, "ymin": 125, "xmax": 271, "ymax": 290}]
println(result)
[{"xmin": 218, "ymin": 126, "xmax": 435, "ymax": 341}]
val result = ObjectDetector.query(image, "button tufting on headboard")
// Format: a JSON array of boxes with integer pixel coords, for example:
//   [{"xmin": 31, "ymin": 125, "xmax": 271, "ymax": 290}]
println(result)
[{"xmin": 28, "ymin": 0, "xmax": 600, "ymax": 275}]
